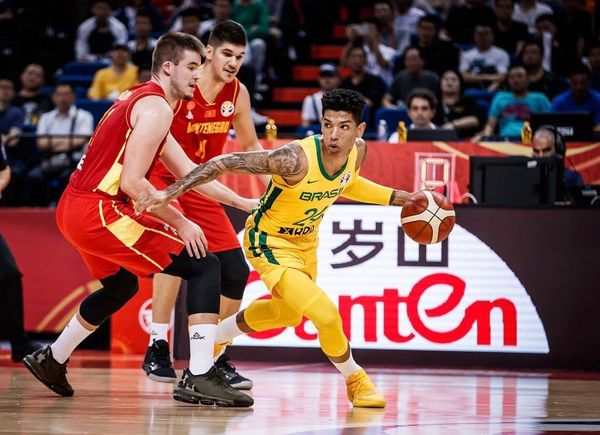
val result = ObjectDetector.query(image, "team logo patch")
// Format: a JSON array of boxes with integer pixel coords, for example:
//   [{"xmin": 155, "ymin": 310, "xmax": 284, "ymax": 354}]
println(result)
[
  {"xmin": 220, "ymin": 101, "xmax": 235, "ymax": 117},
  {"xmin": 340, "ymin": 172, "xmax": 352, "ymax": 186},
  {"xmin": 186, "ymin": 101, "xmax": 196, "ymax": 111},
  {"xmin": 205, "ymin": 109, "xmax": 216, "ymax": 118}
]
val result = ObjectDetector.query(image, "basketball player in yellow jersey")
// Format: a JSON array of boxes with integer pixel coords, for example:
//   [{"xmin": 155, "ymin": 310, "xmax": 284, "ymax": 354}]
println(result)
[{"xmin": 136, "ymin": 89, "xmax": 417, "ymax": 407}]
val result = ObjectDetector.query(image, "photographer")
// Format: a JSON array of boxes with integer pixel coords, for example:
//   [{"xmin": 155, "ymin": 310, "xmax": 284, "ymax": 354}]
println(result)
[{"xmin": 24, "ymin": 84, "xmax": 93, "ymax": 206}]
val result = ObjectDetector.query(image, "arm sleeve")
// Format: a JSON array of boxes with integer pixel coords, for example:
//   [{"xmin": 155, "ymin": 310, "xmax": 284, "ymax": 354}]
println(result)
[{"xmin": 342, "ymin": 176, "xmax": 394, "ymax": 205}]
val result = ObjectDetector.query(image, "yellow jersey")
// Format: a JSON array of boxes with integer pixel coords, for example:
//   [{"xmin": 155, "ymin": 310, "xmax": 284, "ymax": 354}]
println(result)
[{"xmin": 246, "ymin": 134, "xmax": 358, "ymax": 251}]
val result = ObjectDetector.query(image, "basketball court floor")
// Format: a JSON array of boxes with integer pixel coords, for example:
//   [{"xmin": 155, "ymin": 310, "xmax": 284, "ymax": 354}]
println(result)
[{"xmin": 2, "ymin": 351, "xmax": 600, "ymax": 434}]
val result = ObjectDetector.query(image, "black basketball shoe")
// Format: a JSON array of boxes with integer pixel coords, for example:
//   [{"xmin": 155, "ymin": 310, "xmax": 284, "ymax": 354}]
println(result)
[
  {"xmin": 173, "ymin": 366, "xmax": 254, "ymax": 407},
  {"xmin": 215, "ymin": 353, "xmax": 253, "ymax": 390},
  {"xmin": 142, "ymin": 339, "xmax": 177, "ymax": 383},
  {"xmin": 22, "ymin": 345, "xmax": 74, "ymax": 397}
]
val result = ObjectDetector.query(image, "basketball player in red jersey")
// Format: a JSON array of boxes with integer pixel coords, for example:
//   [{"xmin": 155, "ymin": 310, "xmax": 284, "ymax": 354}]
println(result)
[
  {"xmin": 22, "ymin": 32, "xmax": 254, "ymax": 407},
  {"xmin": 143, "ymin": 21, "xmax": 268, "ymax": 388}
]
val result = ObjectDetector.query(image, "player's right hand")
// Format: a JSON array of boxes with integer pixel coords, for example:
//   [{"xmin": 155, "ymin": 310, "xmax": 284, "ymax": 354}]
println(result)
[
  {"xmin": 175, "ymin": 219, "xmax": 208, "ymax": 259},
  {"xmin": 135, "ymin": 189, "xmax": 171, "ymax": 213}
]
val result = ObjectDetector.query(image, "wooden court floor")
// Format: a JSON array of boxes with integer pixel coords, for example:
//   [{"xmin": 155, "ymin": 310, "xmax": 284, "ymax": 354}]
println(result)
[{"xmin": 2, "ymin": 351, "xmax": 600, "ymax": 434}]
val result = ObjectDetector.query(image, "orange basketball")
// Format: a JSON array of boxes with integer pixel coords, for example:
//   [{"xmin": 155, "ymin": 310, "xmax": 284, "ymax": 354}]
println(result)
[{"xmin": 400, "ymin": 190, "xmax": 456, "ymax": 244}]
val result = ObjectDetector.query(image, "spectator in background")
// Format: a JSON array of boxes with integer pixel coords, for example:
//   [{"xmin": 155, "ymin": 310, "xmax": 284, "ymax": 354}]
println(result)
[
  {"xmin": 388, "ymin": 88, "xmax": 437, "ymax": 142},
  {"xmin": 512, "ymin": 0, "xmax": 553, "ymax": 34},
  {"xmin": 532, "ymin": 127, "xmax": 583, "ymax": 187},
  {"xmin": 199, "ymin": 0, "xmax": 233, "ymax": 43},
  {"xmin": 301, "ymin": 64, "xmax": 340, "ymax": 127},
  {"xmin": 551, "ymin": 64, "xmax": 600, "ymax": 133},
  {"xmin": 409, "ymin": 14, "xmax": 460, "ymax": 77},
  {"xmin": 435, "ymin": 69, "xmax": 483, "ymax": 138},
  {"xmin": 115, "ymin": 0, "xmax": 164, "ymax": 33},
  {"xmin": 534, "ymin": 14, "xmax": 577, "ymax": 77},
  {"xmin": 340, "ymin": 45, "xmax": 387, "ymax": 112},
  {"xmin": 88, "ymin": 44, "xmax": 138, "ymax": 100},
  {"xmin": 25, "ymin": 83, "xmax": 94, "ymax": 206},
  {"xmin": 556, "ymin": 0, "xmax": 593, "ymax": 58},
  {"xmin": 519, "ymin": 40, "xmax": 566, "ymax": 99},
  {"xmin": 75, "ymin": 0, "xmax": 128, "ymax": 62},
  {"xmin": 492, "ymin": 0, "xmax": 530, "ymax": 56},
  {"xmin": 374, "ymin": 0, "xmax": 406, "ymax": 52},
  {"xmin": 127, "ymin": 12, "xmax": 157, "ymax": 71},
  {"xmin": 586, "ymin": 40, "xmax": 600, "ymax": 91},
  {"xmin": 445, "ymin": 0, "xmax": 495, "ymax": 45},
  {"xmin": 12, "ymin": 64, "xmax": 52, "ymax": 127},
  {"xmin": 383, "ymin": 47, "xmax": 438, "ymax": 109},
  {"xmin": 394, "ymin": 0, "xmax": 425, "ymax": 43},
  {"xmin": 0, "ymin": 77, "xmax": 24, "ymax": 207},
  {"xmin": 0, "ymin": 0, "xmax": 17, "ymax": 77},
  {"xmin": 460, "ymin": 24, "xmax": 510, "ymax": 90},
  {"xmin": 475, "ymin": 64, "xmax": 550, "ymax": 140}
]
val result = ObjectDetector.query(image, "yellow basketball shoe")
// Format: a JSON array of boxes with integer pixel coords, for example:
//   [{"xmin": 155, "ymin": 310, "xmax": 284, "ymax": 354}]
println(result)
[{"xmin": 346, "ymin": 370, "xmax": 386, "ymax": 408}]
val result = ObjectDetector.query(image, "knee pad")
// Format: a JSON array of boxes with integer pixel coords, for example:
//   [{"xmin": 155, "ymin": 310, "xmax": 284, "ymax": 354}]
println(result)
[
  {"xmin": 217, "ymin": 249, "xmax": 249, "ymax": 300},
  {"xmin": 80, "ymin": 268, "xmax": 138, "ymax": 326}
]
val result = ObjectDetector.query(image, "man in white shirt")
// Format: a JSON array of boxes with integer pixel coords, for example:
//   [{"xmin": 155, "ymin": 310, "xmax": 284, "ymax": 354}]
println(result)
[
  {"xmin": 460, "ymin": 24, "xmax": 510, "ymax": 90},
  {"xmin": 388, "ymin": 88, "xmax": 437, "ymax": 142},
  {"xmin": 512, "ymin": 0, "xmax": 553, "ymax": 34},
  {"xmin": 301, "ymin": 64, "xmax": 340, "ymax": 127},
  {"xmin": 25, "ymin": 84, "xmax": 94, "ymax": 206},
  {"xmin": 75, "ymin": 0, "xmax": 128, "ymax": 62}
]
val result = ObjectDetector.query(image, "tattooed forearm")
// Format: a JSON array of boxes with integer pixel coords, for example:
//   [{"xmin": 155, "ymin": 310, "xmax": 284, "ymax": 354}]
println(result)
[{"xmin": 389, "ymin": 189, "xmax": 410, "ymax": 206}]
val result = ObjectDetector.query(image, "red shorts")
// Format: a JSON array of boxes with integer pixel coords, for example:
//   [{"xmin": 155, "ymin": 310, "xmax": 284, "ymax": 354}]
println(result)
[
  {"xmin": 149, "ymin": 174, "xmax": 240, "ymax": 253},
  {"xmin": 56, "ymin": 185, "xmax": 185, "ymax": 279}
]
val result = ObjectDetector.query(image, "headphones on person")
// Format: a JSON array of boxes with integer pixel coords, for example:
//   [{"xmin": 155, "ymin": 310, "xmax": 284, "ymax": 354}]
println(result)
[{"xmin": 538, "ymin": 124, "xmax": 567, "ymax": 158}]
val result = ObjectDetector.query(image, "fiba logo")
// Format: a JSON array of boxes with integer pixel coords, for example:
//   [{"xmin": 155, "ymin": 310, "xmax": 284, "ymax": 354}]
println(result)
[
  {"xmin": 138, "ymin": 299, "xmax": 174, "ymax": 334},
  {"xmin": 220, "ymin": 101, "xmax": 235, "ymax": 117}
]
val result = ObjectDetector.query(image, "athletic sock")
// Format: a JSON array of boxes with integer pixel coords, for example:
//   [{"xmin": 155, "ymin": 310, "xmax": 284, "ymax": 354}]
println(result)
[
  {"xmin": 148, "ymin": 322, "xmax": 169, "ymax": 346},
  {"xmin": 215, "ymin": 314, "xmax": 245, "ymax": 344},
  {"xmin": 332, "ymin": 353, "xmax": 362, "ymax": 380},
  {"xmin": 50, "ymin": 315, "xmax": 94, "ymax": 364},
  {"xmin": 188, "ymin": 324, "xmax": 217, "ymax": 375}
]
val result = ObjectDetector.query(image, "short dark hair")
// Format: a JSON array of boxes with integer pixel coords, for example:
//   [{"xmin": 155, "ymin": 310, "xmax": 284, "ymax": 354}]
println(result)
[
  {"xmin": 208, "ymin": 20, "xmax": 247, "ymax": 48},
  {"xmin": 569, "ymin": 63, "xmax": 590, "ymax": 78},
  {"xmin": 54, "ymin": 83, "xmax": 74, "ymax": 93},
  {"xmin": 535, "ymin": 13, "xmax": 555, "ymax": 26},
  {"xmin": 407, "ymin": 88, "xmax": 437, "ymax": 110},
  {"xmin": 180, "ymin": 7, "xmax": 201, "ymax": 20},
  {"xmin": 418, "ymin": 14, "xmax": 440, "ymax": 32},
  {"xmin": 152, "ymin": 32, "xmax": 204, "ymax": 74},
  {"xmin": 321, "ymin": 88, "xmax": 366, "ymax": 123}
]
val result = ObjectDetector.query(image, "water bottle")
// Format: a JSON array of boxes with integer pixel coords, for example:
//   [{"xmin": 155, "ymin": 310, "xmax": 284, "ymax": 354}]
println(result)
[{"xmin": 377, "ymin": 119, "xmax": 388, "ymax": 141}]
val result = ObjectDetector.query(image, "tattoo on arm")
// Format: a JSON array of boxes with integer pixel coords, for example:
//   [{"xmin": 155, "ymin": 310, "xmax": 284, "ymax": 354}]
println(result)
[{"xmin": 165, "ymin": 143, "xmax": 303, "ymax": 199}]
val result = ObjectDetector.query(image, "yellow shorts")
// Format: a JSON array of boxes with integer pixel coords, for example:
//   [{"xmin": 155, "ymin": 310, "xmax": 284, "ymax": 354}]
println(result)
[{"xmin": 243, "ymin": 223, "xmax": 318, "ymax": 293}]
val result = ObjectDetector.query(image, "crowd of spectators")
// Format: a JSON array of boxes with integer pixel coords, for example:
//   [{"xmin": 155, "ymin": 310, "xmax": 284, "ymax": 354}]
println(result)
[{"xmin": 1, "ymin": 0, "xmax": 600, "ymax": 207}]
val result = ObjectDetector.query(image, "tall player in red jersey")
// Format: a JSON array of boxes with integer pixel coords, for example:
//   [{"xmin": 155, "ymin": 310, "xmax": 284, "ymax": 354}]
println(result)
[
  {"xmin": 21, "ymin": 33, "xmax": 254, "ymax": 407},
  {"xmin": 143, "ymin": 21, "xmax": 268, "ymax": 388}
]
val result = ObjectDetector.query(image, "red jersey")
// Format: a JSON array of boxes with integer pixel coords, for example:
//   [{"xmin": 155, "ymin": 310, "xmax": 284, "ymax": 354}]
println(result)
[
  {"xmin": 153, "ymin": 78, "xmax": 241, "ymax": 181},
  {"xmin": 70, "ymin": 81, "xmax": 169, "ymax": 201}
]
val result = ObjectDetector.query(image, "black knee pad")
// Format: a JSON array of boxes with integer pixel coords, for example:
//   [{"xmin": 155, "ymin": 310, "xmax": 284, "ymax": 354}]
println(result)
[
  {"xmin": 216, "ymin": 249, "xmax": 249, "ymax": 300},
  {"xmin": 163, "ymin": 250, "xmax": 221, "ymax": 315},
  {"xmin": 80, "ymin": 268, "xmax": 138, "ymax": 326}
]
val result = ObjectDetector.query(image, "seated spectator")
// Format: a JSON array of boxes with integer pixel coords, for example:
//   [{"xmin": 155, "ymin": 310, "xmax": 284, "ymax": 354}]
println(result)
[
  {"xmin": 301, "ymin": 64, "xmax": 340, "ymax": 127},
  {"xmin": 587, "ymin": 40, "xmax": 600, "ymax": 92},
  {"xmin": 174, "ymin": 7, "xmax": 202, "ymax": 38},
  {"xmin": 26, "ymin": 84, "xmax": 94, "ymax": 206},
  {"xmin": 393, "ymin": 0, "xmax": 425, "ymax": 51},
  {"xmin": 344, "ymin": 18, "xmax": 396, "ymax": 86},
  {"xmin": 435, "ymin": 69, "xmax": 483, "ymax": 139},
  {"xmin": 460, "ymin": 24, "xmax": 510, "ymax": 90},
  {"xmin": 519, "ymin": 40, "xmax": 566, "ymax": 99},
  {"xmin": 11, "ymin": 64, "xmax": 52, "ymax": 127},
  {"xmin": 475, "ymin": 64, "xmax": 550, "ymax": 140},
  {"xmin": 557, "ymin": 0, "xmax": 594, "ymax": 59},
  {"xmin": 199, "ymin": 0, "xmax": 233, "ymax": 43},
  {"xmin": 0, "ymin": 77, "xmax": 24, "ymax": 206},
  {"xmin": 492, "ymin": 0, "xmax": 530, "ymax": 56},
  {"xmin": 340, "ymin": 45, "xmax": 387, "ymax": 111},
  {"xmin": 445, "ymin": 0, "xmax": 496, "ymax": 45},
  {"xmin": 374, "ymin": 0, "xmax": 406, "ymax": 52},
  {"xmin": 389, "ymin": 88, "xmax": 437, "ymax": 142},
  {"xmin": 127, "ymin": 12, "xmax": 157, "ymax": 71},
  {"xmin": 534, "ymin": 14, "xmax": 579, "ymax": 77},
  {"xmin": 382, "ymin": 47, "xmax": 438, "ymax": 108},
  {"xmin": 115, "ymin": 0, "xmax": 164, "ymax": 33},
  {"xmin": 88, "ymin": 44, "xmax": 138, "ymax": 100},
  {"xmin": 75, "ymin": 0, "xmax": 128, "ymax": 62},
  {"xmin": 512, "ymin": 0, "xmax": 553, "ymax": 34},
  {"xmin": 531, "ymin": 127, "xmax": 583, "ymax": 187},
  {"xmin": 409, "ymin": 14, "xmax": 460, "ymax": 77},
  {"xmin": 551, "ymin": 64, "xmax": 600, "ymax": 133}
]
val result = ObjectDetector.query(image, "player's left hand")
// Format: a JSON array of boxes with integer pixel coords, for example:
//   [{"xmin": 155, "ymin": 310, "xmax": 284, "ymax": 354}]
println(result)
[
  {"xmin": 175, "ymin": 219, "xmax": 208, "ymax": 258},
  {"xmin": 135, "ymin": 189, "xmax": 171, "ymax": 213}
]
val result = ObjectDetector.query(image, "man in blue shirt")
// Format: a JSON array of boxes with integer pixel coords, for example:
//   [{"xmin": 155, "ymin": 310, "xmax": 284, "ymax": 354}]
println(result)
[
  {"xmin": 551, "ymin": 64, "xmax": 600, "ymax": 132},
  {"xmin": 475, "ymin": 65, "xmax": 551, "ymax": 140}
]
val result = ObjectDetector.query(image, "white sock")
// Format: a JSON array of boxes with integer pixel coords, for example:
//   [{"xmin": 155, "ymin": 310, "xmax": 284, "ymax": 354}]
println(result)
[
  {"xmin": 215, "ymin": 314, "xmax": 245, "ymax": 344},
  {"xmin": 148, "ymin": 322, "xmax": 169, "ymax": 345},
  {"xmin": 332, "ymin": 353, "xmax": 362, "ymax": 380},
  {"xmin": 50, "ymin": 315, "xmax": 94, "ymax": 364},
  {"xmin": 188, "ymin": 324, "xmax": 217, "ymax": 375}
]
